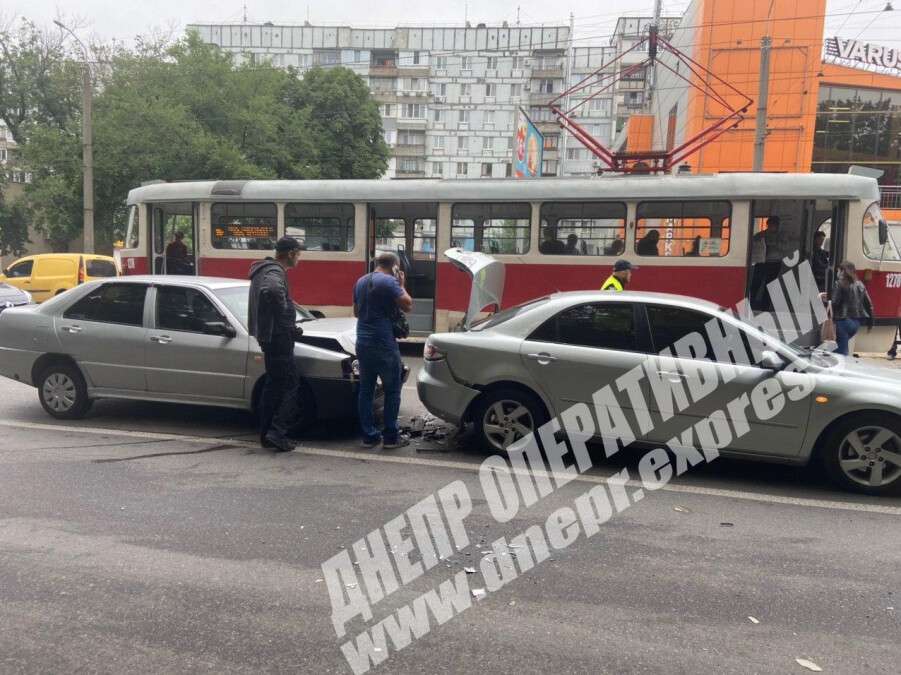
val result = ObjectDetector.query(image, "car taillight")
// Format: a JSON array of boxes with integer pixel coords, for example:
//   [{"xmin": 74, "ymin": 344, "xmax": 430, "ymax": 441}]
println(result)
[{"xmin": 424, "ymin": 342, "xmax": 446, "ymax": 361}]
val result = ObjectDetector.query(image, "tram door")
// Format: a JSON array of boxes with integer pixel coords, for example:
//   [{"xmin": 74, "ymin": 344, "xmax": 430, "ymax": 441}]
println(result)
[
  {"xmin": 151, "ymin": 202, "xmax": 198, "ymax": 275},
  {"xmin": 368, "ymin": 202, "xmax": 438, "ymax": 334}
]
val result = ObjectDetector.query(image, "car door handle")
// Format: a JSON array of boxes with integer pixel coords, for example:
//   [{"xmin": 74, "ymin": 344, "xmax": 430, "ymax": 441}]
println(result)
[
  {"xmin": 60, "ymin": 325, "xmax": 82, "ymax": 334},
  {"xmin": 150, "ymin": 335, "xmax": 173, "ymax": 344},
  {"xmin": 527, "ymin": 352, "xmax": 558, "ymax": 363}
]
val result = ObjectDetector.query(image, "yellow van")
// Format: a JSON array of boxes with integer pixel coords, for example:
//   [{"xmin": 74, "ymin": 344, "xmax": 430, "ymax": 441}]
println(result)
[{"xmin": 0, "ymin": 253, "xmax": 119, "ymax": 303}]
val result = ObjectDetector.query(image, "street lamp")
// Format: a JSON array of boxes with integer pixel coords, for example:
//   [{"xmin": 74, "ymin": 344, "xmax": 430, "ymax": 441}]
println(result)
[{"xmin": 53, "ymin": 19, "xmax": 94, "ymax": 254}]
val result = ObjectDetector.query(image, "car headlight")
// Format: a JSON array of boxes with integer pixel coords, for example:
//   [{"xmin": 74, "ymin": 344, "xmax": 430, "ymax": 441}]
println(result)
[
  {"xmin": 342, "ymin": 357, "xmax": 361, "ymax": 379},
  {"xmin": 352, "ymin": 359, "xmax": 360, "ymax": 377}
]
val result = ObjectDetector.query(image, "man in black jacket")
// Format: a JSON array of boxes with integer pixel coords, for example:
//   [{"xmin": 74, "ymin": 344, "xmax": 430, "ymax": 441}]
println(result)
[{"xmin": 249, "ymin": 236, "xmax": 304, "ymax": 452}]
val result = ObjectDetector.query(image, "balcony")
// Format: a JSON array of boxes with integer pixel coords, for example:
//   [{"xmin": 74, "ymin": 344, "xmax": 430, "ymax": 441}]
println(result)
[
  {"xmin": 531, "ymin": 66, "xmax": 565, "ymax": 79},
  {"xmin": 370, "ymin": 64, "xmax": 399, "ymax": 77},
  {"xmin": 397, "ymin": 66, "xmax": 430, "ymax": 78},
  {"xmin": 396, "ymin": 168, "xmax": 426, "ymax": 178},
  {"xmin": 397, "ymin": 89, "xmax": 431, "ymax": 100},
  {"xmin": 530, "ymin": 93, "xmax": 557, "ymax": 106},
  {"xmin": 393, "ymin": 144, "xmax": 426, "ymax": 157},
  {"xmin": 397, "ymin": 117, "xmax": 428, "ymax": 128},
  {"xmin": 372, "ymin": 91, "xmax": 398, "ymax": 104}
]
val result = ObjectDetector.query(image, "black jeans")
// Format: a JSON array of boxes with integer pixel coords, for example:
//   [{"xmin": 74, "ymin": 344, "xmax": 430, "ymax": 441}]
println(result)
[{"xmin": 259, "ymin": 334, "xmax": 300, "ymax": 440}]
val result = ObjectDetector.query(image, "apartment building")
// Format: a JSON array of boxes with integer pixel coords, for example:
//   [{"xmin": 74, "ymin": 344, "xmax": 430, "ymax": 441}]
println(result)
[
  {"xmin": 187, "ymin": 19, "xmax": 683, "ymax": 179},
  {"xmin": 188, "ymin": 22, "xmax": 584, "ymax": 178}
]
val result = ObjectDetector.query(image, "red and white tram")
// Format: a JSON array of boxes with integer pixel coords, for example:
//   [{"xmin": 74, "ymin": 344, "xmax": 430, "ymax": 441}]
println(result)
[{"xmin": 119, "ymin": 173, "xmax": 900, "ymax": 351}]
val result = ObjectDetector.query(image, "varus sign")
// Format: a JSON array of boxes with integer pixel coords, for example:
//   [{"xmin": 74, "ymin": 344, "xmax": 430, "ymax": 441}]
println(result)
[{"xmin": 825, "ymin": 37, "xmax": 901, "ymax": 75}]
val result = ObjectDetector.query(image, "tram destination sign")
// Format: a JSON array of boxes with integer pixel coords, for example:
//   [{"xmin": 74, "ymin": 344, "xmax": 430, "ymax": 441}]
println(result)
[{"xmin": 825, "ymin": 37, "xmax": 901, "ymax": 76}]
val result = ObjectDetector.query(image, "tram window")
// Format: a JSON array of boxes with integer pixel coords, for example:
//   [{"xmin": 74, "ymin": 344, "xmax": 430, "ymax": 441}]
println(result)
[
  {"xmin": 374, "ymin": 218, "xmax": 406, "ymax": 255},
  {"xmin": 211, "ymin": 203, "xmax": 277, "ymax": 250},
  {"xmin": 451, "ymin": 203, "xmax": 531, "ymax": 255},
  {"xmin": 286, "ymin": 203, "xmax": 354, "ymax": 252},
  {"xmin": 862, "ymin": 202, "xmax": 901, "ymax": 261},
  {"xmin": 539, "ymin": 202, "xmax": 626, "ymax": 256},
  {"xmin": 635, "ymin": 201, "xmax": 731, "ymax": 257},
  {"xmin": 413, "ymin": 219, "xmax": 437, "ymax": 260},
  {"xmin": 125, "ymin": 205, "xmax": 139, "ymax": 249}
]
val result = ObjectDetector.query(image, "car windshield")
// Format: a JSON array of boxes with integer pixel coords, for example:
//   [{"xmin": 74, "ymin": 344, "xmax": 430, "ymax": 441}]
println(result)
[
  {"xmin": 213, "ymin": 286, "xmax": 316, "ymax": 329},
  {"xmin": 469, "ymin": 297, "xmax": 550, "ymax": 331}
]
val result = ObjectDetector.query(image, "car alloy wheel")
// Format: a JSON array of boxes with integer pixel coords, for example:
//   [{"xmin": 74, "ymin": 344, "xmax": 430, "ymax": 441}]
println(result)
[
  {"xmin": 482, "ymin": 399, "xmax": 535, "ymax": 451},
  {"xmin": 837, "ymin": 425, "xmax": 901, "ymax": 489},
  {"xmin": 42, "ymin": 372, "xmax": 77, "ymax": 413}
]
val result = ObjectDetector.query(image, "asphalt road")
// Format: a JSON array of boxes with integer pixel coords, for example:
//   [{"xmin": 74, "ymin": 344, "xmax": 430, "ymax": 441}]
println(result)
[{"xmin": 1, "ymin": 349, "xmax": 900, "ymax": 674}]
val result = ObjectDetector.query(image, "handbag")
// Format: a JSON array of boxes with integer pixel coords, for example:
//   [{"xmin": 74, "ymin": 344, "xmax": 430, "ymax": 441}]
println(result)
[
  {"xmin": 820, "ymin": 301, "xmax": 836, "ymax": 343},
  {"xmin": 367, "ymin": 273, "xmax": 410, "ymax": 340}
]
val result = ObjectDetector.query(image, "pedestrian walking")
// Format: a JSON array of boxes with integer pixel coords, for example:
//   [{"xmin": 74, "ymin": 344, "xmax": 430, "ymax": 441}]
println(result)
[
  {"xmin": 248, "ymin": 236, "xmax": 304, "ymax": 452},
  {"xmin": 601, "ymin": 259, "xmax": 636, "ymax": 291},
  {"xmin": 353, "ymin": 252, "xmax": 413, "ymax": 449},
  {"xmin": 829, "ymin": 260, "xmax": 874, "ymax": 356}
]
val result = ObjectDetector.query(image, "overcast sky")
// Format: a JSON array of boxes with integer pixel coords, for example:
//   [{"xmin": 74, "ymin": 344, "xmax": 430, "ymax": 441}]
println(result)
[{"xmin": 4, "ymin": 0, "xmax": 900, "ymax": 47}]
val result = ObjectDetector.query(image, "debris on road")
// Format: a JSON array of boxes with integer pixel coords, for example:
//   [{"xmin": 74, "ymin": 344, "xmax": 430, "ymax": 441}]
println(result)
[
  {"xmin": 401, "ymin": 414, "xmax": 463, "ymax": 452},
  {"xmin": 748, "ymin": 616, "xmax": 760, "ymax": 624},
  {"xmin": 472, "ymin": 588, "xmax": 487, "ymax": 600},
  {"xmin": 720, "ymin": 522, "xmax": 735, "ymax": 527},
  {"xmin": 464, "ymin": 567, "xmax": 476, "ymax": 574},
  {"xmin": 795, "ymin": 658, "xmax": 823, "ymax": 672},
  {"xmin": 673, "ymin": 505, "xmax": 690, "ymax": 513}
]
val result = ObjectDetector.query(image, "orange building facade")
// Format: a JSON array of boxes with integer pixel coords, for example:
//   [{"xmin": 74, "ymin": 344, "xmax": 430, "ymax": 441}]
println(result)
[{"xmin": 636, "ymin": 0, "xmax": 901, "ymax": 220}]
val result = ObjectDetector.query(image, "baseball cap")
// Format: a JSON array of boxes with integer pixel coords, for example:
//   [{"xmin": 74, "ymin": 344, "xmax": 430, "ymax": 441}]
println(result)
[
  {"xmin": 275, "ymin": 236, "xmax": 302, "ymax": 253},
  {"xmin": 613, "ymin": 259, "xmax": 637, "ymax": 272}
]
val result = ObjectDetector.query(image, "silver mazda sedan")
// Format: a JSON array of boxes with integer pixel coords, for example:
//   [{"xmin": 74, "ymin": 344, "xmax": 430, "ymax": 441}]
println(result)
[
  {"xmin": 0, "ymin": 276, "xmax": 371, "ymax": 431},
  {"xmin": 420, "ymin": 251, "xmax": 901, "ymax": 496}
]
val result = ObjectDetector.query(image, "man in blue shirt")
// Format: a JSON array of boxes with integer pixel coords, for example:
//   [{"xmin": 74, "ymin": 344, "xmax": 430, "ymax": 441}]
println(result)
[{"xmin": 353, "ymin": 252, "xmax": 413, "ymax": 449}]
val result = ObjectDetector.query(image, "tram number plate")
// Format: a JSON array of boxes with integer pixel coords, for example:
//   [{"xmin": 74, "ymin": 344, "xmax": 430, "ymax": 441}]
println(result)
[{"xmin": 886, "ymin": 273, "xmax": 901, "ymax": 289}]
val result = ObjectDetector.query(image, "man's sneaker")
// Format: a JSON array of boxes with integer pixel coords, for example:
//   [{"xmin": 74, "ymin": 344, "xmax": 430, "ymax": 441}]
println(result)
[
  {"xmin": 265, "ymin": 432, "xmax": 297, "ymax": 453},
  {"xmin": 360, "ymin": 437, "xmax": 381, "ymax": 449},
  {"xmin": 382, "ymin": 436, "xmax": 410, "ymax": 450}
]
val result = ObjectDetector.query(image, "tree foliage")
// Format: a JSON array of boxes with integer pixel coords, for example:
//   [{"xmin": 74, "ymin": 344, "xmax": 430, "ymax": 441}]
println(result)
[{"xmin": 1, "ymin": 27, "xmax": 388, "ymax": 251}]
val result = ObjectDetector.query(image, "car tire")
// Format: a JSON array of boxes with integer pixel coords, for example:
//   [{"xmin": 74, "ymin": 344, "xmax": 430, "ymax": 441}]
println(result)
[
  {"xmin": 472, "ymin": 388, "xmax": 548, "ymax": 453},
  {"xmin": 37, "ymin": 363, "xmax": 92, "ymax": 420},
  {"xmin": 820, "ymin": 413, "xmax": 901, "ymax": 496}
]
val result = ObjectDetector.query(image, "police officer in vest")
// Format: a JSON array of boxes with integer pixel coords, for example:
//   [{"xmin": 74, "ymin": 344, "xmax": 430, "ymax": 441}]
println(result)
[{"xmin": 601, "ymin": 259, "xmax": 636, "ymax": 291}]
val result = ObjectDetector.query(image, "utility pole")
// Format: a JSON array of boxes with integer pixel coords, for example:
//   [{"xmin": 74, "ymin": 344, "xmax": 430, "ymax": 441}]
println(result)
[
  {"xmin": 558, "ymin": 12, "xmax": 574, "ymax": 177},
  {"xmin": 54, "ymin": 20, "xmax": 94, "ymax": 254},
  {"xmin": 752, "ymin": 35, "xmax": 771, "ymax": 172},
  {"xmin": 648, "ymin": 0, "xmax": 662, "ymax": 107}
]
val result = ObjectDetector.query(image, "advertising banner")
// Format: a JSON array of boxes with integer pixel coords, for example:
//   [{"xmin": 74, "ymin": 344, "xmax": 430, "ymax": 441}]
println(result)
[{"xmin": 513, "ymin": 107, "xmax": 544, "ymax": 178}]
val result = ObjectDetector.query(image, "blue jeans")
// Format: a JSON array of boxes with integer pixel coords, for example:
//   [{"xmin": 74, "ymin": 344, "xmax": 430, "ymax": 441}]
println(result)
[
  {"xmin": 835, "ymin": 318, "xmax": 860, "ymax": 356},
  {"xmin": 356, "ymin": 340, "xmax": 403, "ymax": 443}
]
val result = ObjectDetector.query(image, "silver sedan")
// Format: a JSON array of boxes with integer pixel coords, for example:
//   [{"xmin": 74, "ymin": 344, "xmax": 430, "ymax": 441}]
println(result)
[
  {"xmin": 419, "ymin": 288, "xmax": 901, "ymax": 496},
  {"xmin": 0, "ymin": 276, "xmax": 371, "ymax": 431}
]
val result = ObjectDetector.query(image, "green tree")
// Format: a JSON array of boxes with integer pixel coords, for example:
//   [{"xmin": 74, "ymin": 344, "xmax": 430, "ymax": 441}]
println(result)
[
  {"xmin": 14, "ymin": 30, "xmax": 387, "ymax": 252},
  {"xmin": 0, "ymin": 188, "xmax": 30, "ymax": 258},
  {"xmin": 285, "ymin": 66, "xmax": 389, "ymax": 179},
  {"xmin": 0, "ymin": 19, "xmax": 81, "ymax": 144}
]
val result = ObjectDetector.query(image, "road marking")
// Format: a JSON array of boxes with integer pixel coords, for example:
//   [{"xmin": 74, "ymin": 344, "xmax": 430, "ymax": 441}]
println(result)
[{"xmin": 3, "ymin": 418, "xmax": 901, "ymax": 516}]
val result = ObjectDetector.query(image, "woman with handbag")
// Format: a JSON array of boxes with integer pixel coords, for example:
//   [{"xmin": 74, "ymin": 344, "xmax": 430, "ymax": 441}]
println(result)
[
  {"xmin": 829, "ymin": 261, "xmax": 875, "ymax": 356},
  {"xmin": 353, "ymin": 252, "xmax": 414, "ymax": 449}
]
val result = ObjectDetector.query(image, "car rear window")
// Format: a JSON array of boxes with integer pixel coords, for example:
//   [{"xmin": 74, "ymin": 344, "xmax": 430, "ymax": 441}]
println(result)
[
  {"xmin": 86, "ymin": 259, "xmax": 118, "ymax": 277},
  {"xmin": 469, "ymin": 297, "xmax": 550, "ymax": 331}
]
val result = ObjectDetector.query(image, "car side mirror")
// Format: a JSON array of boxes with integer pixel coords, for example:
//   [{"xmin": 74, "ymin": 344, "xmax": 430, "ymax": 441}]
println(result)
[
  {"xmin": 878, "ymin": 219, "xmax": 888, "ymax": 246},
  {"xmin": 204, "ymin": 321, "xmax": 236, "ymax": 338},
  {"xmin": 759, "ymin": 350, "xmax": 785, "ymax": 371}
]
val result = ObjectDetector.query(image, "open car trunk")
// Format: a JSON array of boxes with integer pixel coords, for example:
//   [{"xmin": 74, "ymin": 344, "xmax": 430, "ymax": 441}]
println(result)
[{"xmin": 444, "ymin": 248, "xmax": 506, "ymax": 330}]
